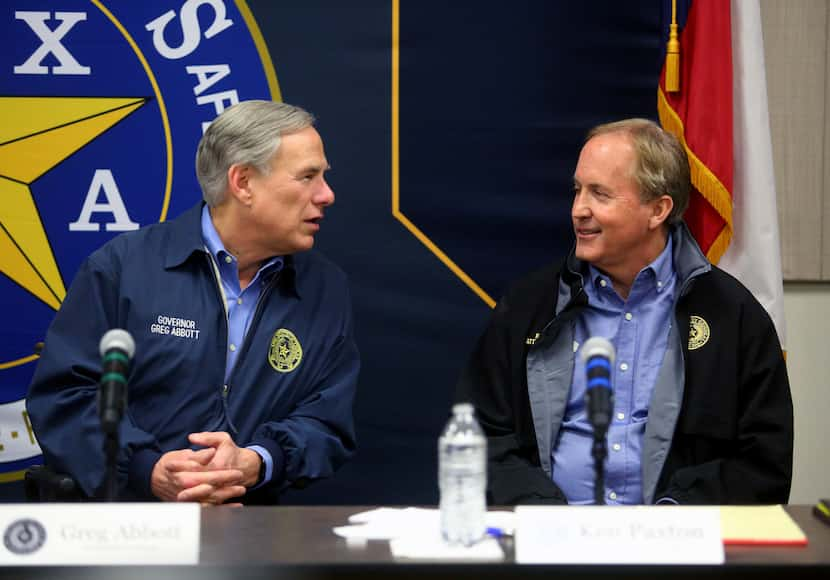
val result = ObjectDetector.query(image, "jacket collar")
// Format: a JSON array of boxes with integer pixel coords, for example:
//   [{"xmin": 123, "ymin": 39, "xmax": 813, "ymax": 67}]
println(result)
[
  {"xmin": 559, "ymin": 220, "xmax": 710, "ymax": 311},
  {"xmin": 669, "ymin": 221, "xmax": 711, "ymax": 289},
  {"xmin": 162, "ymin": 202, "xmax": 302, "ymax": 298},
  {"xmin": 163, "ymin": 202, "xmax": 207, "ymax": 269}
]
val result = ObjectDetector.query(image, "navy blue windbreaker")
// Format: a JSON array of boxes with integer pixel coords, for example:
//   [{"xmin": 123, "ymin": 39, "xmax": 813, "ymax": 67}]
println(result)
[{"xmin": 27, "ymin": 203, "xmax": 359, "ymax": 501}]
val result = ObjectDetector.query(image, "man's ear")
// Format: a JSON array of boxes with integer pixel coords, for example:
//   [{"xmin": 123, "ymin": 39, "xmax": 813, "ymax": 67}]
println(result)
[
  {"xmin": 649, "ymin": 194, "xmax": 674, "ymax": 229},
  {"xmin": 227, "ymin": 164, "xmax": 253, "ymax": 206}
]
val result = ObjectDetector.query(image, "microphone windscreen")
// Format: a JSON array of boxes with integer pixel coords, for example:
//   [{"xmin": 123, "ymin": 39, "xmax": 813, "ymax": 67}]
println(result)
[
  {"xmin": 99, "ymin": 329, "xmax": 136, "ymax": 359},
  {"xmin": 580, "ymin": 336, "xmax": 615, "ymax": 365}
]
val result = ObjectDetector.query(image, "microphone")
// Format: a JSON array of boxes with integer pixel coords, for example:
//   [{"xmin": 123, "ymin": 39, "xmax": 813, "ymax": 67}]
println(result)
[
  {"xmin": 98, "ymin": 329, "xmax": 135, "ymax": 435},
  {"xmin": 580, "ymin": 337, "xmax": 615, "ymax": 437}
]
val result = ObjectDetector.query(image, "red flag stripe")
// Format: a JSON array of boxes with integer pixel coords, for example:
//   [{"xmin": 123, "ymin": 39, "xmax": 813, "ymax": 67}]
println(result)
[
  {"xmin": 658, "ymin": 87, "xmax": 733, "ymax": 261},
  {"xmin": 657, "ymin": 0, "xmax": 733, "ymax": 263}
]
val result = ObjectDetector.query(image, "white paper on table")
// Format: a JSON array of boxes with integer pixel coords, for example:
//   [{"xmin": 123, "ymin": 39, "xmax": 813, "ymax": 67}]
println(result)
[
  {"xmin": 333, "ymin": 507, "xmax": 439, "ymax": 540},
  {"xmin": 333, "ymin": 507, "xmax": 513, "ymax": 561}
]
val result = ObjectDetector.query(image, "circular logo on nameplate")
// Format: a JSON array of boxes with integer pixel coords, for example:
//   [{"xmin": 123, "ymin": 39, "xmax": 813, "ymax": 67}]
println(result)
[{"xmin": 3, "ymin": 518, "xmax": 47, "ymax": 555}]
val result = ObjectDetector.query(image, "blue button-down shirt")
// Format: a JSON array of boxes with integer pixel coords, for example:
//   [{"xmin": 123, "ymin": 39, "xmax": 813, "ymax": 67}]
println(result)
[
  {"xmin": 552, "ymin": 236, "xmax": 677, "ymax": 504},
  {"xmin": 201, "ymin": 205, "xmax": 283, "ymax": 485}
]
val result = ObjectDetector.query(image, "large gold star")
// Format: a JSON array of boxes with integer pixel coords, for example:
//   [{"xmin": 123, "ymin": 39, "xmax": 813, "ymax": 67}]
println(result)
[{"xmin": 0, "ymin": 96, "xmax": 146, "ymax": 310}]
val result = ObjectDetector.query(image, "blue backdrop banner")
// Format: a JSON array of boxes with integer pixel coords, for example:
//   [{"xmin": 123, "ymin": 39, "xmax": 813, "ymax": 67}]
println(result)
[{"xmin": 1, "ymin": 0, "xmax": 670, "ymax": 503}]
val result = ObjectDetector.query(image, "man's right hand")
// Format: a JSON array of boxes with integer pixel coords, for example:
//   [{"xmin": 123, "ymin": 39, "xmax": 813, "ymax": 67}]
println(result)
[{"xmin": 151, "ymin": 447, "xmax": 246, "ymax": 504}]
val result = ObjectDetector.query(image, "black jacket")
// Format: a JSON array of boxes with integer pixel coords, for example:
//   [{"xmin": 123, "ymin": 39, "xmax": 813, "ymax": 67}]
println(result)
[{"xmin": 457, "ymin": 224, "xmax": 793, "ymax": 505}]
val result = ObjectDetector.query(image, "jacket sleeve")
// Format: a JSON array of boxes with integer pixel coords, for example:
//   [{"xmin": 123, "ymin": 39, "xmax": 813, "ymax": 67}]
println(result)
[
  {"xmin": 26, "ymin": 256, "xmax": 163, "ymax": 499},
  {"xmin": 659, "ymin": 293, "xmax": 793, "ymax": 505},
  {"xmin": 457, "ymin": 291, "xmax": 566, "ymax": 506},
  {"xmin": 245, "ymin": 283, "xmax": 359, "ymax": 496}
]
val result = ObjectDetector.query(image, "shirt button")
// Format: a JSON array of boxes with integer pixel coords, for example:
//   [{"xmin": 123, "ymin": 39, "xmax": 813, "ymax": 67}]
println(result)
[
  {"xmin": 237, "ymin": 298, "xmax": 243, "ymax": 305},
  {"xmin": 224, "ymin": 255, "xmax": 233, "ymax": 264},
  {"xmin": 612, "ymin": 443, "xmax": 622, "ymax": 452},
  {"xmin": 617, "ymin": 412, "xmax": 626, "ymax": 421},
  {"xmin": 624, "ymin": 312, "xmax": 633, "ymax": 321},
  {"xmin": 657, "ymin": 281, "xmax": 663, "ymax": 288},
  {"xmin": 229, "ymin": 344, "xmax": 237, "ymax": 352},
  {"xmin": 619, "ymin": 362, "xmax": 628, "ymax": 371},
  {"xmin": 599, "ymin": 279, "xmax": 607, "ymax": 288},
  {"xmin": 608, "ymin": 491, "xmax": 618, "ymax": 501}
]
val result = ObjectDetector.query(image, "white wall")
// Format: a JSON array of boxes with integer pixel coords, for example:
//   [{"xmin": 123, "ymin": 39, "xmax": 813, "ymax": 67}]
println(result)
[
  {"xmin": 783, "ymin": 283, "xmax": 830, "ymax": 503},
  {"xmin": 760, "ymin": 0, "xmax": 830, "ymax": 504}
]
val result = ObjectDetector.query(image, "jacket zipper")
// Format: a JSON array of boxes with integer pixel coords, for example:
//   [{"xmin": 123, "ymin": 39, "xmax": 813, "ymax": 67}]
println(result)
[{"xmin": 205, "ymin": 251, "xmax": 280, "ymax": 434}]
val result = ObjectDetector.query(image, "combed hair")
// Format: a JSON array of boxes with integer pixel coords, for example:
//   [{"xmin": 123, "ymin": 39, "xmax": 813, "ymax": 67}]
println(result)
[
  {"xmin": 196, "ymin": 100, "xmax": 315, "ymax": 206},
  {"xmin": 586, "ymin": 118, "xmax": 691, "ymax": 224}
]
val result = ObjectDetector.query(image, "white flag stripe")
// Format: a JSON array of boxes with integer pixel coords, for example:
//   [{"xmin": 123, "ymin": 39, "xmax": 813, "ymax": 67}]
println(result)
[{"xmin": 719, "ymin": 0, "xmax": 787, "ymax": 345}]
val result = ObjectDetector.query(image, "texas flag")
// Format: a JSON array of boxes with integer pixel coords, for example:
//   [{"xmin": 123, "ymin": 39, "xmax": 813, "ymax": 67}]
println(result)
[{"xmin": 657, "ymin": 0, "xmax": 786, "ymax": 345}]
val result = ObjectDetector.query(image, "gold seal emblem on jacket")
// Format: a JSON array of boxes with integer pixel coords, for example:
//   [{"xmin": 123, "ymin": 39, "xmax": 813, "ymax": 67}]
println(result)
[
  {"xmin": 688, "ymin": 315, "xmax": 710, "ymax": 350},
  {"xmin": 269, "ymin": 328, "xmax": 303, "ymax": 372}
]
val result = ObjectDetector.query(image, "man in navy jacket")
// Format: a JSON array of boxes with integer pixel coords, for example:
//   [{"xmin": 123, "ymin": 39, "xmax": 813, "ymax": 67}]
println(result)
[{"xmin": 27, "ymin": 100, "xmax": 359, "ymax": 504}]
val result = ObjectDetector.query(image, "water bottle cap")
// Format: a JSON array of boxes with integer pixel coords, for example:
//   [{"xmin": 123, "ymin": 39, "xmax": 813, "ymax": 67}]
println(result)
[{"xmin": 452, "ymin": 403, "xmax": 474, "ymax": 415}]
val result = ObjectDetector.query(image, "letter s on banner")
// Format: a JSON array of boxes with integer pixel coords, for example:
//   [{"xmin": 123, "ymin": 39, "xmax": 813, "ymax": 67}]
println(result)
[{"xmin": 145, "ymin": 0, "xmax": 233, "ymax": 60}]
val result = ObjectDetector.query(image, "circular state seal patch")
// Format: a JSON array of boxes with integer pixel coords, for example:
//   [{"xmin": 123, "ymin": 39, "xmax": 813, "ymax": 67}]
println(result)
[
  {"xmin": 3, "ymin": 519, "xmax": 47, "ymax": 555},
  {"xmin": 269, "ymin": 329, "xmax": 303, "ymax": 373},
  {"xmin": 688, "ymin": 315, "xmax": 711, "ymax": 350}
]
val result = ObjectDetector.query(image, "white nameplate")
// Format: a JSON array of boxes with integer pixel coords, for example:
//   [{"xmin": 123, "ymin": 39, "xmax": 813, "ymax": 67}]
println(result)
[
  {"xmin": 515, "ymin": 506, "xmax": 724, "ymax": 564},
  {"xmin": 0, "ymin": 503, "xmax": 200, "ymax": 565}
]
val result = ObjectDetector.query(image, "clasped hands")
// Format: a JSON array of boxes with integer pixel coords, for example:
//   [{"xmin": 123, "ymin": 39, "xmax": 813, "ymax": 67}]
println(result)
[{"xmin": 150, "ymin": 431, "xmax": 261, "ymax": 505}]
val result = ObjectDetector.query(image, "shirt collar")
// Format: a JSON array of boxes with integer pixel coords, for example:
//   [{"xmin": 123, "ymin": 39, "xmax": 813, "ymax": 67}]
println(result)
[
  {"xmin": 161, "ymin": 203, "xmax": 300, "ymax": 296},
  {"xmin": 588, "ymin": 234, "xmax": 675, "ymax": 297},
  {"xmin": 647, "ymin": 234, "xmax": 674, "ymax": 293},
  {"xmin": 200, "ymin": 204, "xmax": 284, "ymax": 281}
]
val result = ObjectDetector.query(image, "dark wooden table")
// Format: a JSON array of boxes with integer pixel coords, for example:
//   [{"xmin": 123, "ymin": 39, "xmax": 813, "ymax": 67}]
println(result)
[{"xmin": 2, "ymin": 505, "xmax": 828, "ymax": 579}]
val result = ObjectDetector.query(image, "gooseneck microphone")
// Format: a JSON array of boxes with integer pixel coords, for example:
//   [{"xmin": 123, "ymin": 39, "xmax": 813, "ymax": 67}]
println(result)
[
  {"xmin": 98, "ymin": 329, "xmax": 135, "ymax": 501},
  {"xmin": 98, "ymin": 329, "xmax": 135, "ymax": 435},
  {"xmin": 580, "ymin": 336, "xmax": 615, "ymax": 505}
]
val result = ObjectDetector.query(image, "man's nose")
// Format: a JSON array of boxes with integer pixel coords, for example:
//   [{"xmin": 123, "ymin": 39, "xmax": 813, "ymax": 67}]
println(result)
[
  {"xmin": 316, "ymin": 178, "xmax": 335, "ymax": 207},
  {"xmin": 572, "ymin": 190, "xmax": 590, "ymax": 218}
]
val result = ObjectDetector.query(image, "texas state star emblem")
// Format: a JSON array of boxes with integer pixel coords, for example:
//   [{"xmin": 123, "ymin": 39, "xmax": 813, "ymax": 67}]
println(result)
[{"xmin": 0, "ymin": 1, "xmax": 278, "ymax": 484}]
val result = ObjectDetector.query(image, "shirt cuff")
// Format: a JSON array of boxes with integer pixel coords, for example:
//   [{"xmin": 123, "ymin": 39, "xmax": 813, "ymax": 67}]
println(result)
[{"xmin": 246, "ymin": 444, "xmax": 272, "ymax": 489}]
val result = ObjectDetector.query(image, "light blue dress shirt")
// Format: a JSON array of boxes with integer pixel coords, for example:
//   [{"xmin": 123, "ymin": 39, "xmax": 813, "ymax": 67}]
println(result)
[
  {"xmin": 201, "ymin": 205, "xmax": 283, "ymax": 486},
  {"xmin": 552, "ymin": 236, "xmax": 677, "ymax": 504}
]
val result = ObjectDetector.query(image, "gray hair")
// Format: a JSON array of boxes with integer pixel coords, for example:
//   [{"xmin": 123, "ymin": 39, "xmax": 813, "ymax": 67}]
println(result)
[
  {"xmin": 196, "ymin": 100, "xmax": 315, "ymax": 206},
  {"xmin": 586, "ymin": 118, "xmax": 691, "ymax": 224}
]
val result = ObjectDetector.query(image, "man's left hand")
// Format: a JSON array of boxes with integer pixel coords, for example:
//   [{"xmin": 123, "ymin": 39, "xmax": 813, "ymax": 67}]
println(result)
[{"xmin": 188, "ymin": 431, "xmax": 262, "ymax": 488}]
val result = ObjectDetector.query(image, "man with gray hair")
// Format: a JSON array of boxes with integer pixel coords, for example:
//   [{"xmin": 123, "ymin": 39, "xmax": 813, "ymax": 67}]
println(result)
[
  {"xmin": 457, "ymin": 118, "xmax": 793, "ymax": 505},
  {"xmin": 28, "ymin": 100, "xmax": 359, "ymax": 504}
]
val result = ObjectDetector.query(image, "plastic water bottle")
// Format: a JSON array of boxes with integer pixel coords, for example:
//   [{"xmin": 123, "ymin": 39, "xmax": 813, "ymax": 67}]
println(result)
[{"xmin": 439, "ymin": 402, "xmax": 487, "ymax": 546}]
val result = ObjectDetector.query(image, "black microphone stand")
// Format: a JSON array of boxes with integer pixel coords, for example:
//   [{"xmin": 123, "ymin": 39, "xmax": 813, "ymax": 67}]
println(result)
[
  {"xmin": 592, "ymin": 433, "xmax": 608, "ymax": 505},
  {"xmin": 99, "ymin": 364, "xmax": 128, "ymax": 502},
  {"xmin": 100, "ymin": 383, "xmax": 125, "ymax": 502},
  {"xmin": 103, "ymin": 426, "xmax": 119, "ymax": 502}
]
